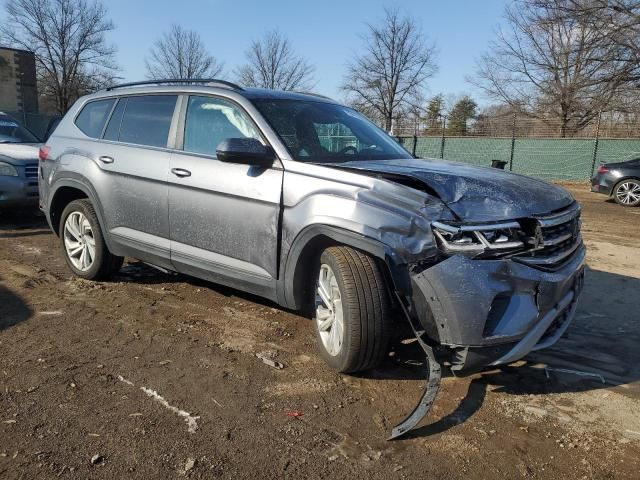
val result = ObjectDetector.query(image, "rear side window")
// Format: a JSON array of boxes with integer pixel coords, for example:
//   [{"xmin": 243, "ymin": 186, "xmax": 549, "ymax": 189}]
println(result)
[
  {"xmin": 118, "ymin": 95, "xmax": 177, "ymax": 148},
  {"xmin": 75, "ymin": 99, "xmax": 116, "ymax": 138},
  {"xmin": 183, "ymin": 96, "xmax": 262, "ymax": 156}
]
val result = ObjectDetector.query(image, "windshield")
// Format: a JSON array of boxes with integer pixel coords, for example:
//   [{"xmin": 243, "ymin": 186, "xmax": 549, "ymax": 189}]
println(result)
[
  {"xmin": 0, "ymin": 116, "xmax": 39, "ymax": 143},
  {"xmin": 252, "ymin": 99, "xmax": 412, "ymax": 162}
]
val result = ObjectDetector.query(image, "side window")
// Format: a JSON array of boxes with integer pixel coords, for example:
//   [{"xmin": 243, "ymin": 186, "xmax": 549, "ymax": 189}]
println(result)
[
  {"xmin": 183, "ymin": 96, "xmax": 262, "ymax": 156},
  {"xmin": 75, "ymin": 99, "xmax": 116, "ymax": 138},
  {"xmin": 103, "ymin": 98, "xmax": 127, "ymax": 141},
  {"xmin": 118, "ymin": 95, "xmax": 177, "ymax": 148}
]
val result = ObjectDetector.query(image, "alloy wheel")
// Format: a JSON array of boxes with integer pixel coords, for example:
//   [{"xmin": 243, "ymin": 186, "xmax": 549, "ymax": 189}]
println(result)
[
  {"xmin": 315, "ymin": 264, "xmax": 344, "ymax": 356},
  {"xmin": 616, "ymin": 181, "xmax": 640, "ymax": 205},
  {"xmin": 63, "ymin": 211, "xmax": 96, "ymax": 271}
]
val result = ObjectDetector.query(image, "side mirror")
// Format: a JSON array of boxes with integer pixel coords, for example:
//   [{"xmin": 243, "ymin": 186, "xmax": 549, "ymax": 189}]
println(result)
[{"xmin": 216, "ymin": 138, "xmax": 275, "ymax": 166}]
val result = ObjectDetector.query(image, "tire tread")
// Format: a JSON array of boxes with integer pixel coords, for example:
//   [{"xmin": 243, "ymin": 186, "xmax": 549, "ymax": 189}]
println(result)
[{"xmin": 320, "ymin": 246, "xmax": 390, "ymax": 373}]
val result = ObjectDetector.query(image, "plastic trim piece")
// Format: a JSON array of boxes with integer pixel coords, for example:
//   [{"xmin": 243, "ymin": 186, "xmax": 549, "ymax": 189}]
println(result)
[{"xmin": 489, "ymin": 289, "xmax": 576, "ymax": 366}]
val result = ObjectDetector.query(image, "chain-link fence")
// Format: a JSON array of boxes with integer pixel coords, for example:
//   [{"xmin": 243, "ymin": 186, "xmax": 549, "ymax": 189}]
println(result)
[
  {"xmin": 395, "ymin": 111, "xmax": 640, "ymax": 180},
  {"xmin": 6, "ymin": 108, "xmax": 640, "ymax": 179}
]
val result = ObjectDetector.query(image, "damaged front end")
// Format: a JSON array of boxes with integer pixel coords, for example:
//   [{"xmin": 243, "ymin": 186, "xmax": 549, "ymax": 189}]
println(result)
[
  {"xmin": 386, "ymin": 204, "xmax": 585, "ymax": 439},
  {"xmin": 321, "ymin": 160, "xmax": 586, "ymax": 439},
  {"xmin": 410, "ymin": 202, "xmax": 585, "ymax": 374},
  {"xmin": 288, "ymin": 158, "xmax": 586, "ymax": 439},
  {"xmin": 326, "ymin": 159, "xmax": 586, "ymax": 374}
]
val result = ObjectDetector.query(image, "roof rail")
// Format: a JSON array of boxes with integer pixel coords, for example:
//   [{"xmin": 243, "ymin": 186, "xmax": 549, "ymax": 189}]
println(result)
[
  {"xmin": 292, "ymin": 91, "xmax": 335, "ymax": 101},
  {"xmin": 105, "ymin": 79, "xmax": 244, "ymax": 91}
]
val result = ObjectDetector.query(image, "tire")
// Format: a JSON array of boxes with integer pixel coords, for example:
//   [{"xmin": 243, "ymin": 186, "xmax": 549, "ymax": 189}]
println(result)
[
  {"xmin": 613, "ymin": 179, "xmax": 640, "ymax": 207},
  {"xmin": 59, "ymin": 199, "xmax": 124, "ymax": 280},
  {"xmin": 313, "ymin": 246, "xmax": 390, "ymax": 373}
]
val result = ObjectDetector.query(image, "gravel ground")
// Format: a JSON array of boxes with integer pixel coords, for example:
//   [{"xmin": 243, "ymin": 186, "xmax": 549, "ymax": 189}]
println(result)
[{"xmin": 1, "ymin": 184, "xmax": 639, "ymax": 479}]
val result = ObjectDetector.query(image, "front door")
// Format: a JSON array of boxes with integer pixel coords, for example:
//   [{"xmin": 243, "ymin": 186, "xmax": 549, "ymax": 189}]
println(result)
[{"xmin": 168, "ymin": 95, "xmax": 283, "ymax": 296}]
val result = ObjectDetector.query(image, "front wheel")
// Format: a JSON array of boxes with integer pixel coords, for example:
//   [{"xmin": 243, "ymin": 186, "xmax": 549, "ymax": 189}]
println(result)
[
  {"xmin": 613, "ymin": 179, "xmax": 640, "ymax": 207},
  {"xmin": 59, "ymin": 199, "xmax": 123, "ymax": 280},
  {"xmin": 313, "ymin": 246, "xmax": 390, "ymax": 373}
]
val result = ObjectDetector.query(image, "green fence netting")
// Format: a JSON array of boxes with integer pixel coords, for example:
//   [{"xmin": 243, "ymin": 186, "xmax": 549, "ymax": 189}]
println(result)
[{"xmin": 399, "ymin": 136, "xmax": 640, "ymax": 180}]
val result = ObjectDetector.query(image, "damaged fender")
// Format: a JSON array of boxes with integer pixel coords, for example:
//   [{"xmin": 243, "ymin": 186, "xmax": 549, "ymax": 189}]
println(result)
[{"xmin": 278, "ymin": 161, "xmax": 451, "ymax": 310}]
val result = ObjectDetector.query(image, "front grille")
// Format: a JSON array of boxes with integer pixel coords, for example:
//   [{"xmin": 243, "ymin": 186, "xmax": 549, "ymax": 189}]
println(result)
[
  {"xmin": 514, "ymin": 203, "xmax": 582, "ymax": 271},
  {"xmin": 24, "ymin": 163, "xmax": 38, "ymax": 179}
]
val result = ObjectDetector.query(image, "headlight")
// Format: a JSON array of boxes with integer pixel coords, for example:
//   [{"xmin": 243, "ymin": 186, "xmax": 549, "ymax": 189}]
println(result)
[
  {"xmin": 432, "ymin": 221, "xmax": 527, "ymax": 258},
  {"xmin": 0, "ymin": 161, "xmax": 18, "ymax": 177}
]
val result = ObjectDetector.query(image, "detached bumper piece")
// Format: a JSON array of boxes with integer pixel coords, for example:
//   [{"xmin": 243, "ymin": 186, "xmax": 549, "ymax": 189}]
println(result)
[{"xmin": 388, "ymin": 292, "xmax": 442, "ymax": 441}]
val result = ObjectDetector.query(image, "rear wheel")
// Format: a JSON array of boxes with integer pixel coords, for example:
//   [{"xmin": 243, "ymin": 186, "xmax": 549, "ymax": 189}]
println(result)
[
  {"xmin": 313, "ymin": 246, "xmax": 390, "ymax": 373},
  {"xmin": 613, "ymin": 179, "xmax": 640, "ymax": 207},
  {"xmin": 60, "ymin": 199, "xmax": 123, "ymax": 280}
]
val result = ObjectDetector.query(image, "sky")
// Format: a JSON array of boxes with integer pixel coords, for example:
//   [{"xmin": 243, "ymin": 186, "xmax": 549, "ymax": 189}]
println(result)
[{"xmin": 3, "ymin": 0, "xmax": 512, "ymax": 104}]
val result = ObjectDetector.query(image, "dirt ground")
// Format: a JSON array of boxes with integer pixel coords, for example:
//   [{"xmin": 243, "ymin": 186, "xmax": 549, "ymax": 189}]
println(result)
[{"xmin": 1, "ymin": 184, "xmax": 639, "ymax": 479}]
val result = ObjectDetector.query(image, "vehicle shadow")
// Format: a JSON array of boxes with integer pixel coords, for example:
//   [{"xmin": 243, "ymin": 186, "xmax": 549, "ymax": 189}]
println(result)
[
  {"xmin": 0, "ymin": 207, "xmax": 50, "ymax": 238},
  {"xmin": 0, "ymin": 274, "xmax": 33, "ymax": 330},
  {"xmin": 112, "ymin": 262, "xmax": 283, "ymax": 305},
  {"xmin": 114, "ymin": 262, "xmax": 185, "ymax": 285},
  {"xmin": 379, "ymin": 267, "xmax": 640, "ymax": 439}
]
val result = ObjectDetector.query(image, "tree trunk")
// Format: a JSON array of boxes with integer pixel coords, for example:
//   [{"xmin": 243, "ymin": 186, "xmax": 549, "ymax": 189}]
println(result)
[{"xmin": 384, "ymin": 115, "xmax": 393, "ymax": 133}]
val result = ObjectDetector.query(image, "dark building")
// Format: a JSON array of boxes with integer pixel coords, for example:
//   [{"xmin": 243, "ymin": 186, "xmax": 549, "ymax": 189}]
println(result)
[{"xmin": 0, "ymin": 46, "xmax": 39, "ymax": 114}]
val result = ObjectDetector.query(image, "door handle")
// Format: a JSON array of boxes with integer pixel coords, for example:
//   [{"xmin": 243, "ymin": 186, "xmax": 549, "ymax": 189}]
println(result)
[
  {"xmin": 171, "ymin": 168, "xmax": 191, "ymax": 178},
  {"xmin": 99, "ymin": 156, "xmax": 114, "ymax": 164}
]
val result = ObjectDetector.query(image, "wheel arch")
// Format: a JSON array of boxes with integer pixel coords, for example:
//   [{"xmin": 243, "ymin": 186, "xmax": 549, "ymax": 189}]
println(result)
[
  {"xmin": 48, "ymin": 177, "xmax": 114, "ymax": 250},
  {"xmin": 278, "ymin": 224, "xmax": 396, "ymax": 311}
]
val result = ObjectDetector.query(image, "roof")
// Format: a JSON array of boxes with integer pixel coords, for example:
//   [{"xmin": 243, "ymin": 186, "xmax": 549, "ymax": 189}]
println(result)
[
  {"xmin": 241, "ymin": 87, "xmax": 336, "ymax": 103},
  {"xmin": 98, "ymin": 80, "xmax": 338, "ymax": 105}
]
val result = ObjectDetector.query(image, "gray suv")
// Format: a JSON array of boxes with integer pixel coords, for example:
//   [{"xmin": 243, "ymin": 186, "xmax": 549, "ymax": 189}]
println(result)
[{"xmin": 39, "ymin": 80, "xmax": 585, "ymax": 376}]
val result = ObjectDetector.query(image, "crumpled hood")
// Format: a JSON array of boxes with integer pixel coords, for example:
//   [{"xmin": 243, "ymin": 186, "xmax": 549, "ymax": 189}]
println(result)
[
  {"xmin": 0, "ymin": 143, "xmax": 40, "ymax": 164},
  {"xmin": 327, "ymin": 158, "xmax": 575, "ymax": 221}
]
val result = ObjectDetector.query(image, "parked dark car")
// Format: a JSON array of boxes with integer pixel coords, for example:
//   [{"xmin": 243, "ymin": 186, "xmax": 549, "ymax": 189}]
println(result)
[
  {"xmin": 591, "ymin": 158, "xmax": 640, "ymax": 207},
  {"xmin": 0, "ymin": 112, "xmax": 41, "ymax": 209}
]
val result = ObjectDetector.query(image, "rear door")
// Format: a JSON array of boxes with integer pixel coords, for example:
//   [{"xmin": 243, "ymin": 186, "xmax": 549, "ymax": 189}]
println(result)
[
  {"xmin": 168, "ymin": 94, "xmax": 283, "ymax": 296},
  {"xmin": 93, "ymin": 94, "xmax": 179, "ymax": 269}
]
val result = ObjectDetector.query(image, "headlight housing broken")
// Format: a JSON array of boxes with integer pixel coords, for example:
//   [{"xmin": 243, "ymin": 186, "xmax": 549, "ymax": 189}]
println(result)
[{"xmin": 432, "ymin": 220, "xmax": 527, "ymax": 258}]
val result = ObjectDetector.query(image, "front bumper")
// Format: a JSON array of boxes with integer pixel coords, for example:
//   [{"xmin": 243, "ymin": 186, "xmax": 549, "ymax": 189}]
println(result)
[
  {"xmin": 410, "ymin": 243, "xmax": 586, "ymax": 373},
  {"xmin": 0, "ymin": 175, "xmax": 39, "ymax": 208}
]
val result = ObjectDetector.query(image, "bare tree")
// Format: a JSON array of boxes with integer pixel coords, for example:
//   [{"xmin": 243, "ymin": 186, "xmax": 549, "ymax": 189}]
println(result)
[
  {"xmin": 1, "ymin": 0, "xmax": 118, "ymax": 114},
  {"xmin": 471, "ymin": 0, "xmax": 632, "ymax": 136},
  {"xmin": 235, "ymin": 31, "xmax": 315, "ymax": 91},
  {"xmin": 342, "ymin": 8, "xmax": 437, "ymax": 132},
  {"xmin": 551, "ymin": 1, "xmax": 640, "ymax": 86},
  {"xmin": 145, "ymin": 25, "xmax": 224, "ymax": 80}
]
